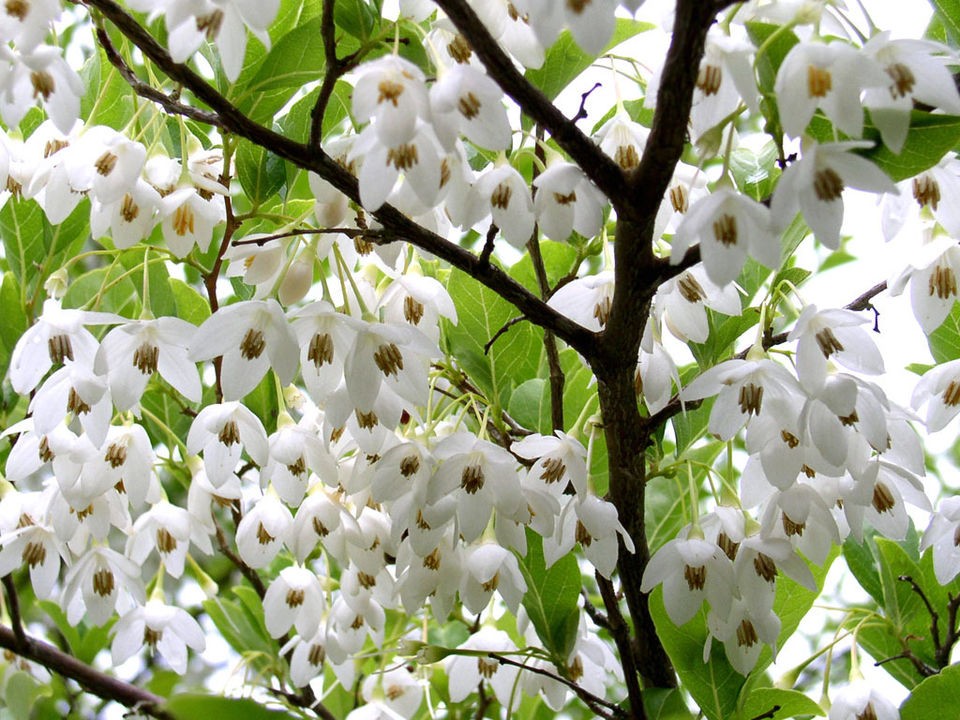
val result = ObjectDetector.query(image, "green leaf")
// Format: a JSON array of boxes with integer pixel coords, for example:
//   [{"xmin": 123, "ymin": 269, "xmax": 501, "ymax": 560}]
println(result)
[
  {"xmin": 843, "ymin": 533, "xmax": 884, "ymax": 607},
  {"xmin": 444, "ymin": 268, "xmax": 542, "ymax": 408},
  {"xmin": 335, "ymin": 0, "xmax": 379, "ymax": 41},
  {"xmin": 280, "ymin": 79, "xmax": 352, "ymax": 144},
  {"xmin": 243, "ymin": 18, "xmax": 324, "ymax": 96},
  {"xmin": 3, "ymin": 671, "xmax": 51, "ymax": 720},
  {"xmin": 901, "ymin": 663, "xmax": 960, "ymax": 719},
  {"xmin": 646, "ymin": 443, "xmax": 722, "ymax": 554},
  {"xmin": 525, "ymin": 19, "xmax": 653, "ymax": 104},
  {"xmin": 169, "ymin": 278, "xmax": 211, "ymax": 326},
  {"xmin": 739, "ymin": 687, "xmax": 823, "ymax": 720},
  {"xmin": 746, "ymin": 21, "xmax": 800, "ymax": 138},
  {"xmin": 0, "ymin": 197, "xmax": 45, "ymax": 289},
  {"xmin": 0, "ymin": 273, "xmax": 26, "ymax": 354},
  {"xmin": 166, "ymin": 695, "xmax": 301, "ymax": 720},
  {"xmin": 929, "ymin": 303, "xmax": 960, "ymax": 362},
  {"xmin": 509, "ymin": 241, "xmax": 579, "ymax": 293},
  {"xmin": 508, "ymin": 378, "xmax": 550, "ymax": 434},
  {"xmin": 928, "ymin": 0, "xmax": 960, "ymax": 46},
  {"xmin": 518, "ymin": 530, "xmax": 581, "ymax": 662},
  {"xmin": 650, "ymin": 590, "xmax": 744, "ymax": 720},
  {"xmin": 644, "ymin": 688, "xmax": 696, "ymax": 720},
  {"xmin": 236, "ymin": 139, "xmax": 286, "ymax": 206},
  {"xmin": 729, "ymin": 142, "xmax": 782, "ymax": 202}
]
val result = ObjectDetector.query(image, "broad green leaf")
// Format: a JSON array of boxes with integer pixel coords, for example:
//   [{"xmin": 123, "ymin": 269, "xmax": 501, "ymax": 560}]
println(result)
[
  {"xmin": 169, "ymin": 278, "xmax": 211, "ymax": 326},
  {"xmin": 166, "ymin": 695, "xmax": 300, "ymax": 720},
  {"xmin": 929, "ymin": 303, "xmax": 960, "ymax": 363},
  {"xmin": 928, "ymin": 0, "xmax": 960, "ymax": 46},
  {"xmin": 807, "ymin": 111, "xmax": 960, "ymax": 182},
  {"xmin": 672, "ymin": 395, "xmax": 715, "ymax": 456},
  {"xmin": 236, "ymin": 139, "xmax": 286, "ymax": 206},
  {"xmin": 508, "ymin": 378, "xmax": 551, "ymax": 434},
  {"xmin": 843, "ymin": 533, "xmax": 885, "ymax": 607},
  {"xmin": 38, "ymin": 601, "xmax": 114, "ymax": 665},
  {"xmin": 644, "ymin": 688, "xmax": 696, "ymax": 720},
  {"xmin": 280, "ymin": 79, "xmax": 352, "ymax": 144},
  {"xmin": 510, "ymin": 241, "xmax": 579, "ymax": 293},
  {"xmin": 0, "ymin": 198, "xmax": 45, "ymax": 289},
  {"xmin": 240, "ymin": 18, "xmax": 324, "ymax": 98},
  {"xmin": 738, "ymin": 688, "xmax": 823, "ymax": 720},
  {"xmin": 63, "ymin": 263, "xmax": 139, "ymax": 316},
  {"xmin": 335, "ymin": 0, "xmax": 379, "ymax": 42},
  {"xmin": 518, "ymin": 530, "xmax": 581, "ymax": 662},
  {"xmin": 444, "ymin": 268, "xmax": 542, "ymax": 408},
  {"xmin": 0, "ymin": 273, "xmax": 25, "ymax": 354},
  {"xmin": 650, "ymin": 590, "xmax": 744, "ymax": 720},
  {"xmin": 900, "ymin": 663, "xmax": 960, "ymax": 720},
  {"xmin": 925, "ymin": 11, "xmax": 952, "ymax": 43},
  {"xmin": 81, "ymin": 47, "xmax": 135, "ymax": 130},
  {"xmin": 201, "ymin": 594, "xmax": 278, "ymax": 676},
  {"xmin": 525, "ymin": 19, "xmax": 654, "ymax": 104},
  {"xmin": 689, "ymin": 307, "xmax": 761, "ymax": 368}
]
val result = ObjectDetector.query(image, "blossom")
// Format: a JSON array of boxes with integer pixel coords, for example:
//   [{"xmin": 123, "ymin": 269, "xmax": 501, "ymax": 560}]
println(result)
[
  {"xmin": 532, "ymin": 161, "xmax": 605, "ymax": 242},
  {"xmin": 186, "ymin": 401, "xmax": 269, "ymax": 487},
  {"xmin": 827, "ymin": 682, "xmax": 900, "ymax": 720},
  {"xmin": 546, "ymin": 495, "xmax": 634, "ymax": 578},
  {"xmin": 445, "ymin": 627, "xmax": 520, "ymax": 710},
  {"xmin": 62, "ymin": 546, "xmax": 145, "ymax": 626},
  {"xmin": 460, "ymin": 543, "xmax": 527, "ymax": 614},
  {"xmin": 0, "ymin": 46, "xmax": 84, "ymax": 133},
  {"xmin": 235, "ymin": 492, "xmax": 292, "ymax": 568},
  {"xmin": 0, "ymin": 490, "xmax": 64, "ymax": 600},
  {"xmin": 670, "ymin": 186, "xmax": 776, "ymax": 286},
  {"xmin": 127, "ymin": 501, "xmax": 202, "ymax": 579},
  {"xmin": 190, "ymin": 299, "xmax": 298, "ymax": 401},
  {"xmin": 922, "ymin": 496, "xmax": 960, "ymax": 585},
  {"xmin": 262, "ymin": 565, "xmax": 325, "ymax": 639},
  {"xmin": 111, "ymin": 600, "xmax": 205, "ymax": 674},
  {"xmin": 350, "ymin": 122, "xmax": 443, "ymax": 212},
  {"xmin": 430, "ymin": 64, "xmax": 511, "ymax": 151},
  {"xmin": 594, "ymin": 113, "xmax": 648, "ymax": 171},
  {"xmin": 512, "ymin": 431, "xmax": 588, "ymax": 496},
  {"xmin": 774, "ymin": 40, "xmax": 887, "ymax": 139},
  {"xmin": 912, "ymin": 359, "xmax": 960, "ymax": 431},
  {"xmin": 158, "ymin": 186, "xmax": 225, "ymax": 257},
  {"xmin": 889, "ymin": 230, "xmax": 960, "ymax": 334},
  {"xmin": 653, "ymin": 265, "xmax": 741, "ymax": 344},
  {"xmin": 352, "ymin": 55, "xmax": 430, "ymax": 147},
  {"xmin": 771, "ymin": 139, "xmax": 897, "ymax": 250},
  {"xmin": 471, "ymin": 164, "xmax": 535, "ymax": 248},
  {"xmin": 706, "ymin": 595, "xmax": 780, "ymax": 674}
]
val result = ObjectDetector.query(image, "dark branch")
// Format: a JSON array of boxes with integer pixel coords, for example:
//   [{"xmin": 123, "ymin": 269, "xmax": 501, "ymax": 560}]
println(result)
[
  {"xmin": 431, "ymin": 0, "xmax": 631, "ymax": 212},
  {"xmin": 309, "ymin": 0, "xmax": 363, "ymax": 148},
  {"xmin": 596, "ymin": 573, "xmax": 646, "ymax": 719},
  {"xmin": 483, "ymin": 315, "xmax": 526, "ymax": 354},
  {"xmin": 83, "ymin": 0, "xmax": 598, "ymax": 360},
  {"xmin": 0, "ymin": 625, "xmax": 173, "ymax": 720}
]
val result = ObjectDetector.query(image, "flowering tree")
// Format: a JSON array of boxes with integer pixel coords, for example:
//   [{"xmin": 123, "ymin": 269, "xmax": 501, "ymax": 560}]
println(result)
[{"xmin": 5, "ymin": 0, "xmax": 960, "ymax": 718}]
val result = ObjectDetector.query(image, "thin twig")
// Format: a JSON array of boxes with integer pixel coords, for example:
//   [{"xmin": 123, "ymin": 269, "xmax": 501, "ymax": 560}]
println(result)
[
  {"xmin": 309, "ymin": 0, "xmax": 363, "ymax": 148},
  {"xmin": 230, "ymin": 227, "xmax": 375, "ymax": 247},
  {"xmin": 899, "ymin": 575, "xmax": 941, "ymax": 652},
  {"xmin": 572, "ymin": 82, "xmax": 603, "ymax": 123},
  {"xmin": 93, "ymin": 23, "xmax": 222, "ymax": 127},
  {"xmin": 937, "ymin": 592, "xmax": 960, "ymax": 668},
  {"xmin": 2, "ymin": 576, "xmax": 25, "ymax": 648},
  {"xmin": 484, "ymin": 315, "xmax": 526, "ymax": 354},
  {"xmin": 749, "ymin": 706, "xmax": 782, "ymax": 720},
  {"xmin": 0, "ymin": 625, "xmax": 173, "ymax": 720},
  {"xmin": 488, "ymin": 653, "xmax": 623, "ymax": 719},
  {"xmin": 478, "ymin": 223, "xmax": 498, "ymax": 268},
  {"xmin": 581, "ymin": 588, "xmax": 611, "ymax": 631},
  {"xmin": 596, "ymin": 573, "xmax": 646, "ymax": 720}
]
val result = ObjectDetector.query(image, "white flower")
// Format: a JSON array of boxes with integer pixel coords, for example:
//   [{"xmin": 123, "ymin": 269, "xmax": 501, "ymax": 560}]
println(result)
[
  {"xmin": 352, "ymin": 55, "xmax": 430, "ymax": 148},
  {"xmin": 95, "ymin": 316, "xmax": 200, "ymax": 411},
  {"xmin": 350, "ymin": 122, "xmax": 443, "ymax": 212},
  {"xmin": 361, "ymin": 668, "xmax": 422, "ymax": 720},
  {"xmin": 546, "ymin": 495, "xmax": 634, "ymax": 578},
  {"xmin": 127, "ymin": 501, "xmax": 199, "ymax": 579},
  {"xmin": 889, "ymin": 230, "xmax": 960, "ymax": 334},
  {"xmin": 430, "ymin": 64, "xmax": 511, "ymax": 151},
  {"xmin": 0, "ymin": 45, "xmax": 84, "ymax": 134},
  {"xmin": 76, "ymin": 126, "xmax": 147, "ymax": 205},
  {"xmin": 788, "ymin": 304, "xmax": 884, "ymax": 394},
  {"xmin": 460, "ymin": 543, "xmax": 527, "ymax": 614},
  {"xmin": 862, "ymin": 32, "xmax": 960, "ymax": 153},
  {"xmin": 532, "ymin": 161, "xmax": 605, "ymax": 242},
  {"xmin": 882, "ymin": 155, "xmax": 960, "ymax": 241},
  {"xmin": 261, "ymin": 415, "xmax": 337, "ymax": 506},
  {"xmin": 472, "ymin": 164, "xmax": 535, "ymax": 248},
  {"xmin": 690, "ymin": 30, "xmax": 759, "ymax": 139},
  {"xmin": 921, "ymin": 496, "xmax": 960, "ymax": 585},
  {"xmin": 111, "ymin": 600, "xmax": 205, "ymax": 674},
  {"xmin": 291, "ymin": 300, "xmax": 359, "ymax": 404},
  {"xmin": 235, "ymin": 492, "xmax": 292, "ymax": 568},
  {"xmin": 159, "ymin": 187, "xmax": 225, "ymax": 257},
  {"xmin": 771, "ymin": 139, "xmax": 897, "ymax": 250},
  {"xmin": 186, "ymin": 401, "xmax": 269, "ymax": 487},
  {"xmin": 706, "ymin": 595, "xmax": 780, "ymax": 675},
  {"xmin": 62, "ymin": 546, "xmax": 145, "ymax": 626},
  {"xmin": 82, "ymin": 423, "xmax": 159, "ymax": 509},
  {"xmin": 190, "ymin": 299, "xmax": 298, "ymax": 401},
  {"xmin": 90, "ymin": 179, "xmax": 162, "ymax": 249},
  {"xmin": 670, "ymin": 186, "xmax": 776, "ymax": 286},
  {"xmin": 828, "ymin": 682, "xmax": 900, "ymax": 720},
  {"xmin": 30, "ymin": 362, "xmax": 113, "ymax": 448},
  {"xmin": 512, "ymin": 430, "xmax": 588, "ymax": 496},
  {"xmin": 10, "ymin": 298, "xmax": 118, "ymax": 394},
  {"xmin": 654, "ymin": 265, "xmax": 741, "ymax": 344},
  {"xmin": 547, "ymin": 270, "xmax": 614, "ymax": 331},
  {"xmin": 640, "ymin": 533, "xmax": 734, "ymax": 625},
  {"xmin": 774, "ymin": 40, "xmax": 886, "ymax": 139},
  {"xmin": 594, "ymin": 113, "xmax": 648, "ymax": 171},
  {"xmin": 912, "ymin": 359, "xmax": 960, "ymax": 431},
  {"xmin": 0, "ymin": 491, "xmax": 64, "ymax": 600},
  {"xmin": 445, "ymin": 627, "xmax": 520, "ymax": 710},
  {"xmin": 262, "ymin": 565, "xmax": 325, "ymax": 639}
]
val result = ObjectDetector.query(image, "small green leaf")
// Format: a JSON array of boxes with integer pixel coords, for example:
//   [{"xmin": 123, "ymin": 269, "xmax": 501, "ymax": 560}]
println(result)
[
  {"xmin": 518, "ymin": 530, "xmax": 582, "ymax": 662},
  {"xmin": 281, "ymin": 79, "xmax": 352, "ymax": 144},
  {"xmin": 929, "ymin": 302, "xmax": 960, "ymax": 363},
  {"xmin": 644, "ymin": 688, "xmax": 696, "ymax": 720},
  {"xmin": 0, "ymin": 272, "xmax": 26, "ymax": 354},
  {"xmin": 509, "ymin": 241, "xmax": 579, "ymax": 294},
  {"xmin": 739, "ymin": 687, "xmax": 823, "ymax": 720},
  {"xmin": 169, "ymin": 278, "xmax": 211, "ymax": 326},
  {"xmin": 236, "ymin": 139, "xmax": 286, "ymax": 206},
  {"xmin": 928, "ymin": 0, "xmax": 960, "ymax": 46},
  {"xmin": 729, "ymin": 142, "xmax": 782, "ymax": 202},
  {"xmin": 900, "ymin": 663, "xmax": 960, "ymax": 720},
  {"xmin": 508, "ymin": 378, "xmax": 550, "ymax": 434},
  {"xmin": 241, "ymin": 18, "xmax": 325, "ymax": 98},
  {"xmin": 166, "ymin": 694, "xmax": 301, "ymax": 720}
]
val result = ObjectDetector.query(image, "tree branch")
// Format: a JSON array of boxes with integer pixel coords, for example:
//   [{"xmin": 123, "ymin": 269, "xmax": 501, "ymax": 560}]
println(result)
[
  {"xmin": 0, "ymin": 624, "xmax": 173, "ymax": 720},
  {"xmin": 84, "ymin": 0, "xmax": 598, "ymax": 360},
  {"xmin": 309, "ymin": 0, "xmax": 363, "ymax": 148},
  {"xmin": 430, "ymin": 0, "xmax": 631, "ymax": 213}
]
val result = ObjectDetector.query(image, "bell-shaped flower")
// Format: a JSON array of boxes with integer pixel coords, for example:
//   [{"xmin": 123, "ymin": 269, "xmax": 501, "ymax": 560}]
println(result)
[
  {"xmin": 640, "ymin": 532, "xmax": 734, "ymax": 625},
  {"xmin": 445, "ymin": 627, "xmax": 520, "ymax": 710},
  {"xmin": 289, "ymin": 490, "xmax": 362, "ymax": 565},
  {"xmin": 690, "ymin": 30, "xmax": 759, "ymax": 139},
  {"xmin": 186, "ymin": 401, "xmax": 269, "ymax": 487},
  {"xmin": 788, "ymin": 304, "xmax": 884, "ymax": 394},
  {"xmin": 653, "ymin": 265, "xmax": 741, "ymax": 344},
  {"xmin": 532, "ymin": 161, "xmax": 605, "ymax": 242},
  {"xmin": 159, "ymin": 186, "xmax": 225, "ymax": 257},
  {"xmin": 771, "ymin": 139, "xmax": 897, "ymax": 250},
  {"xmin": 0, "ymin": 45, "xmax": 84, "ymax": 133},
  {"xmin": 82, "ymin": 423, "xmax": 158, "ymax": 509},
  {"xmin": 190, "ymin": 299, "xmax": 298, "ymax": 401},
  {"xmin": 546, "ymin": 495, "xmax": 634, "ymax": 579},
  {"xmin": 430, "ymin": 64, "xmax": 511, "ymax": 151},
  {"xmin": 921, "ymin": 496, "xmax": 960, "ymax": 585},
  {"xmin": 360, "ymin": 668, "xmax": 422, "ymax": 720},
  {"xmin": 263, "ymin": 565, "xmax": 325, "ymax": 639},
  {"xmin": 882, "ymin": 155, "xmax": 960, "ymax": 241},
  {"xmin": 95, "ymin": 316, "xmax": 200, "ymax": 411},
  {"xmin": 30, "ymin": 361, "xmax": 113, "ymax": 448},
  {"xmin": 0, "ymin": 490, "xmax": 65, "ymax": 600},
  {"xmin": 827, "ymin": 682, "xmax": 899, "ymax": 720},
  {"xmin": 547, "ymin": 269, "xmax": 614, "ymax": 331},
  {"xmin": 291, "ymin": 300, "xmax": 359, "ymax": 404},
  {"xmin": 350, "ymin": 122, "xmax": 443, "ymax": 212},
  {"xmin": 671, "ymin": 185, "xmax": 777, "ymax": 286},
  {"xmin": 512, "ymin": 430, "xmax": 588, "ymax": 497},
  {"xmin": 90, "ymin": 179, "xmax": 163, "ymax": 250},
  {"xmin": 261, "ymin": 413, "xmax": 337, "ymax": 506},
  {"xmin": 594, "ymin": 113, "xmax": 648, "ymax": 171},
  {"xmin": 377, "ymin": 270, "xmax": 457, "ymax": 342},
  {"xmin": 470, "ymin": 164, "xmax": 535, "ymax": 248},
  {"xmin": 637, "ymin": 324, "xmax": 680, "ymax": 415},
  {"xmin": 460, "ymin": 543, "xmax": 527, "ymax": 614},
  {"xmin": 10, "ymin": 298, "xmax": 119, "ymax": 394},
  {"xmin": 468, "ymin": 0, "xmax": 545, "ymax": 69},
  {"xmin": 62, "ymin": 545, "xmax": 145, "ymax": 626},
  {"xmin": 352, "ymin": 55, "xmax": 429, "ymax": 148},
  {"xmin": 74, "ymin": 126, "xmax": 147, "ymax": 205},
  {"xmin": 0, "ymin": 0, "xmax": 61, "ymax": 51},
  {"xmin": 111, "ymin": 599, "xmax": 205, "ymax": 674},
  {"xmin": 862, "ymin": 32, "xmax": 960, "ymax": 153},
  {"xmin": 889, "ymin": 229, "xmax": 960, "ymax": 334},
  {"xmin": 912, "ymin": 358, "xmax": 960, "ymax": 431},
  {"xmin": 706, "ymin": 595, "xmax": 780, "ymax": 675},
  {"xmin": 774, "ymin": 40, "xmax": 887, "ymax": 139},
  {"xmin": 396, "ymin": 530, "xmax": 462, "ymax": 620},
  {"xmin": 127, "ymin": 501, "xmax": 202, "ymax": 579},
  {"xmin": 235, "ymin": 491, "xmax": 293, "ymax": 568}
]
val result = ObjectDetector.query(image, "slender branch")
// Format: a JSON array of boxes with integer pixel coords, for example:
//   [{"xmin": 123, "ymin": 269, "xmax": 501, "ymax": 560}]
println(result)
[
  {"xmin": 488, "ymin": 652, "xmax": 623, "ymax": 719},
  {"xmin": 596, "ymin": 573, "xmax": 646, "ymax": 719},
  {"xmin": 309, "ymin": 0, "xmax": 363, "ymax": 148},
  {"xmin": 899, "ymin": 575, "xmax": 941, "ymax": 653},
  {"xmin": 231, "ymin": 227, "xmax": 376, "ymax": 247},
  {"xmin": 2, "ymin": 576, "xmax": 26, "ymax": 648},
  {"xmin": 581, "ymin": 587, "xmax": 611, "ymax": 631},
  {"xmin": 0, "ymin": 625, "xmax": 173, "ymax": 720},
  {"xmin": 430, "ymin": 0, "xmax": 630, "ymax": 212},
  {"xmin": 93, "ymin": 23, "xmax": 222, "ymax": 127},
  {"xmin": 483, "ymin": 315, "xmax": 526, "ymax": 354},
  {"xmin": 937, "ymin": 592, "xmax": 960, "ymax": 668},
  {"xmin": 84, "ymin": 0, "xmax": 598, "ymax": 359},
  {"xmin": 750, "ymin": 706, "xmax": 782, "ymax": 720}
]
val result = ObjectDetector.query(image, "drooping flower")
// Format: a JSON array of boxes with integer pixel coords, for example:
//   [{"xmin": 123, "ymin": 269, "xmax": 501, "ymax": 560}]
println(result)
[
  {"xmin": 262, "ymin": 565, "xmax": 325, "ymax": 639},
  {"xmin": 111, "ymin": 600, "xmax": 205, "ymax": 674},
  {"xmin": 532, "ymin": 161, "xmax": 605, "ymax": 242},
  {"xmin": 186, "ymin": 401, "xmax": 269, "ymax": 487}
]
